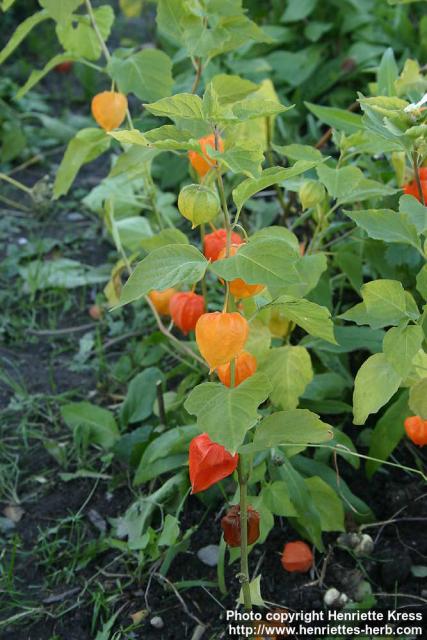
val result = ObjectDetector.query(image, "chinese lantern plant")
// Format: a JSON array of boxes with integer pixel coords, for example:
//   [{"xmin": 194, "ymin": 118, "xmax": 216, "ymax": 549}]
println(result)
[{"xmin": 112, "ymin": 83, "xmax": 350, "ymax": 609}]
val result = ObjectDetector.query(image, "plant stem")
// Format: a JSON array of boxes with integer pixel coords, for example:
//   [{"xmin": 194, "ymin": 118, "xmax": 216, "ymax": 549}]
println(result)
[
  {"xmin": 238, "ymin": 458, "xmax": 252, "ymax": 612},
  {"xmin": 412, "ymin": 151, "xmax": 425, "ymax": 205},
  {"xmin": 191, "ymin": 57, "xmax": 203, "ymax": 94},
  {"xmin": 0, "ymin": 172, "xmax": 33, "ymax": 197},
  {"xmin": 84, "ymin": 0, "xmax": 111, "ymax": 63},
  {"xmin": 199, "ymin": 224, "xmax": 208, "ymax": 306}
]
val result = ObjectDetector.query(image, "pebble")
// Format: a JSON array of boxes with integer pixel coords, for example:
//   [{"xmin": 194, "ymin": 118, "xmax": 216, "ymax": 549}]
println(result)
[
  {"xmin": 197, "ymin": 544, "xmax": 219, "ymax": 567},
  {"xmin": 150, "ymin": 616, "xmax": 164, "ymax": 629}
]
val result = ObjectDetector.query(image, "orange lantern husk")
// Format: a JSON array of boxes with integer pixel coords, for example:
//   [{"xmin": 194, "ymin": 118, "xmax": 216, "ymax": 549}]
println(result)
[
  {"xmin": 281, "ymin": 541, "xmax": 313, "ymax": 573},
  {"xmin": 203, "ymin": 229, "xmax": 244, "ymax": 262},
  {"xmin": 221, "ymin": 504, "xmax": 260, "ymax": 547},
  {"xmin": 216, "ymin": 351, "xmax": 257, "ymax": 387},
  {"xmin": 169, "ymin": 291, "xmax": 205, "ymax": 334},
  {"xmin": 195, "ymin": 311, "xmax": 249, "ymax": 370},
  {"xmin": 404, "ymin": 416, "xmax": 427, "ymax": 446},
  {"xmin": 188, "ymin": 133, "xmax": 224, "ymax": 177},
  {"xmin": 91, "ymin": 91, "xmax": 128, "ymax": 131},
  {"xmin": 148, "ymin": 288, "xmax": 177, "ymax": 316},
  {"xmin": 189, "ymin": 433, "xmax": 238, "ymax": 493}
]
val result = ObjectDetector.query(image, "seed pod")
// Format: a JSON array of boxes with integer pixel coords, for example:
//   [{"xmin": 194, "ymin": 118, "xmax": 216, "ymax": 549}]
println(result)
[
  {"xmin": 203, "ymin": 229, "xmax": 244, "ymax": 262},
  {"xmin": 298, "ymin": 180, "xmax": 326, "ymax": 210},
  {"xmin": 148, "ymin": 288, "xmax": 177, "ymax": 316},
  {"xmin": 91, "ymin": 91, "xmax": 128, "ymax": 131},
  {"xmin": 281, "ymin": 541, "xmax": 313, "ymax": 573},
  {"xmin": 169, "ymin": 291, "xmax": 205, "ymax": 334},
  {"xmin": 216, "ymin": 351, "xmax": 257, "ymax": 387},
  {"xmin": 177, "ymin": 184, "xmax": 220, "ymax": 228},
  {"xmin": 404, "ymin": 415, "xmax": 427, "ymax": 446},
  {"xmin": 195, "ymin": 311, "xmax": 249, "ymax": 369},
  {"xmin": 268, "ymin": 309, "xmax": 291, "ymax": 338},
  {"xmin": 189, "ymin": 433, "xmax": 238, "ymax": 493},
  {"xmin": 221, "ymin": 504, "xmax": 260, "ymax": 547},
  {"xmin": 188, "ymin": 133, "xmax": 224, "ymax": 177},
  {"xmin": 217, "ymin": 244, "xmax": 264, "ymax": 299}
]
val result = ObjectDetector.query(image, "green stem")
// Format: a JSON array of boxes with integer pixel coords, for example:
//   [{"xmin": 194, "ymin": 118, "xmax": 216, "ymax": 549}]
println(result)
[
  {"xmin": 0, "ymin": 172, "xmax": 33, "ymax": 197},
  {"xmin": 412, "ymin": 151, "xmax": 425, "ymax": 206},
  {"xmin": 265, "ymin": 115, "xmax": 287, "ymax": 220},
  {"xmin": 84, "ymin": 0, "xmax": 111, "ymax": 63},
  {"xmin": 199, "ymin": 224, "xmax": 208, "ymax": 306},
  {"xmin": 238, "ymin": 458, "xmax": 252, "ymax": 612}
]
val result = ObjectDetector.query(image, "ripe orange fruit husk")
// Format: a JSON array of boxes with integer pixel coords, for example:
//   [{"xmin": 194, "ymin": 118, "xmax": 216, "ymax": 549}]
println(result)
[
  {"xmin": 403, "ymin": 167, "xmax": 427, "ymax": 203},
  {"xmin": 216, "ymin": 351, "xmax": 257, "ymax": 387},
  {"xmin": 195, "ymin": 311, "xmax": 249, "ymax": 370},
  {"xmin": 203, "ymin": 229, "xmax": 244, "ymax": 262},
  {"xmin": 188, "ymin": 133, "xmax": 224, "ymax": 177},
  {"xmin": 221, "ymin": 504, "xmax": 260, "ymax": 547},
  {"xmin": 91, "ymin": 91, "xmax": 128, "ymax": 131},
  {"xmin": 169, "ymin": 291, "xmax": 205, "ymax": 334},
  {"xmin": 148, "ymin": 288, "xmax": 177, "ymax": 316},
  {"xmin": 281, "ymin": 541, "xmax": 313, "ymax": 573},
  {"xmin": 404, "ymin": 416, "xmax": 427, "ymax": 446},
  {"xmin": 189, "ymin": 433, "xmax": 238, "ymax": 493},
  {"xmin": 217, "ymin": 244, "xmax": 264, "ymax": 298}
]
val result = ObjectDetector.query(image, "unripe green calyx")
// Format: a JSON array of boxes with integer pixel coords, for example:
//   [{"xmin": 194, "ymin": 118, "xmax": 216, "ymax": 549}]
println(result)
[
  {"xmin": 299, "ymin": 180, "xmax": 326, "ymax": 210},
  {"xmin": 178, "ymin": 184, "xmax": 220, "ymax": 228}
]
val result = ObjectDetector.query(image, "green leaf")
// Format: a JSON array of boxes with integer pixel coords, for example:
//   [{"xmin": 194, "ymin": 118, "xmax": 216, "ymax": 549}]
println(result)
[
  {"xmin": 144, "ymin": 125, "xmax": 199, "ymax": 150},
  {"xmin": 245, "ymin": 319, "xmax": 271, "ymax": 362},
  {"xmin": 242, "ymin": 409, "xmax": 333, "ymax": 453},
  {"xmin": 140, "ymin": 228, "xmax": 189, "ymax": 252},
  {"xmin": 144, "ymin": 93, "xmax": 203, "ymax": 120},
  {"xmin": 38, "ymin": 0, "xmax": 82, "ymax": 23},
  {"xmin": 279, "ymin": 459, "xmax": 323, "ymax": 550},
  {"xmin": 19, "ymin": 258, "xmax": 108, "ymax": 292},
  {"xmin": 238, "ymin": 575, "xmax": 265, "ymax": 608},
  {"xmin": 232, "ymin": 162, "xmax": 321, "ymax": 215},
  {"xmin": 344, "ymin": 209, "xmax": 420, "ymax": 250},
  {"xmin": 109, "ymin": 49, "xmax": 173, "ymax": 102},
  {"xmin": 210, "ymin": 74, "xmax": 258, "ymax": 104},
  {"xmin": 158, "ymin": 515, "xmax": 180, "ymax": 547},
  {"xmin": 114, "ymin": 217, "xmax": 152, "ymax": 252},
  {"xmin": 317, "ymin": 164, "xmax": 362, "ymax": 200},
  {"xmin": 367, "ymin": 391, "xmax": 409, "ymax": 478},
  {"xmin": 353, "ymin": 353, "xmax": 402, "ymax": 425},
  {"xmin": 121, "ymin": 368, "xmax": 162, "ymax": 425},
  {"xmin": 260, "ymin": 346, "xmax": 313, "ymax": 410},
  {"xmin": 271, "ymin": 295, "xmax": 336, "ymax": 344},
  {"xmin": 262, "ymin": 481, "xmax": 297, "ymax": 516},
  {"xmin": 230, "ymin": 98, "xmax": 290, "ymax": 121},
  {"xmin": 362, "ymin": 280, "xmax": 409, "ymax": 328},
  {"xmin": 210, "ymin": 142, "xmax": 264, "ymax": 178},
  {"xmin": 304, "ymin": 477, "xmax": 345, "ymax": 532},
  {"xmin": 399, "ymin": 195, "xmax": 427, "ymax": 234},
  {"xmin": 211, "ymin": 237, "xmax": 326, "ymax": 298},
  {"xmin": 377, "ymin": 47, "xmax": 398, "ymax": 96},
  {"xmin": 16, "ymin": 52, "xmax": 78, "ymax": 99},
  {"xmin": 184, "ymin": 373, "xmax": 271, "ymax": 454},
  {"xmin": 108, "ymin": 129, "xmax": 150, "ymax": 146},
  {"xmin": 56, "ymin": 5, "xmax": 114, "ymax": 60},
  {"xmin": 134, "ymin": 425, "xmax": 199, "ymax": 485},
  {"xmin": 282, "ymin": 0, "xmax": 317, "ymax": 21},
  {"xmin": 0, "ymin": 10, "xmax": 49, "ymax": 65},
  {"xmin": 416, "ymin": 264, "xmax": 427, "ymax": 300},
  {"xmin": 274, "ymin": 143, "xmax": 323, "ymax": 162},
  {"xmin": 53, "ymin": 128, "xmax": 110, "ymax": 198},
  {"xmin": 383, "ymin": 325, "xmax": 424, "ymax": 378},
  {"xmin": 305, "ymin": 102, "xmax": 363, "ymax": 134},
  {"xmin": 409, "ymin": 378, "xmax": 427, "ymax": 419},
  {"xmin": 118, "ymin": 244, "xmax": 208, "ymax": 306},
  {"xmin": 61, "ymin": 402, "xmax": 119, "ymax": 449}
]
